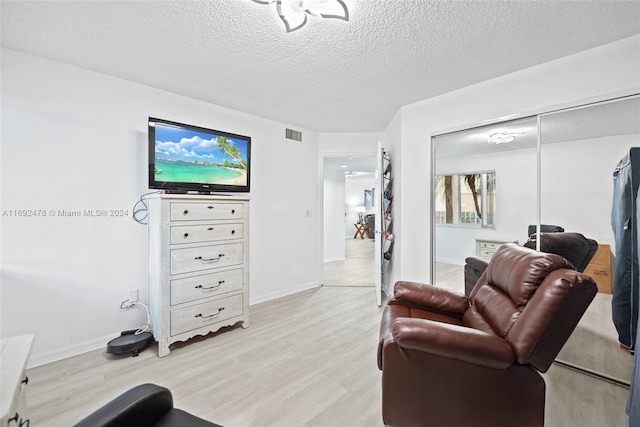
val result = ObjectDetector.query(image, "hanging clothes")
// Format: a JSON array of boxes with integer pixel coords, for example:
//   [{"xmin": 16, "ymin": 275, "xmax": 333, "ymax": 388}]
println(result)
[{"xmin": 611, "ymin": 147, "xmax": 640, "ymax": 351}]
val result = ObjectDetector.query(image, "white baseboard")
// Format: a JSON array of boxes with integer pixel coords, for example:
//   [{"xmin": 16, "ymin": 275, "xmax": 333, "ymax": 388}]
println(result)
[
  {"xmin": 28, "ymin": 332, "xmax": 120, "ymax": 369},
  {"xmin": 249, "ymin": 281, "xmax": 322, "ymax": 305},
  {"xmin": 435, "ymin": 258, "xmax": 466, "ymax": 266}
]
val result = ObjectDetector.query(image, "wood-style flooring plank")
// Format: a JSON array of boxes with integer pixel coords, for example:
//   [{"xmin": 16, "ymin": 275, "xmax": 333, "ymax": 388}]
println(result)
[{"xmin": 323, "ymin": 238, "xmax": 375, "ymax": 287}]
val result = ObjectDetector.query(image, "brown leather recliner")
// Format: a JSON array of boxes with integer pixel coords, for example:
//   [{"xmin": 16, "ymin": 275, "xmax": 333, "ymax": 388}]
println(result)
[
  {"xmin": 464, "ymin": 232, "xmax": 598, "ymax": 295},
  {"xmin": 378, "ymin": 244, "xmax": 597, "ymax": 427}
]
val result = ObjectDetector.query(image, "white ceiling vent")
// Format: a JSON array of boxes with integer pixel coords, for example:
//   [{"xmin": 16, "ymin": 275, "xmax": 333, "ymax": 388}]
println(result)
[{"xmin": 286, "ymin": 128, "xmax": 303, "ymax": 142}]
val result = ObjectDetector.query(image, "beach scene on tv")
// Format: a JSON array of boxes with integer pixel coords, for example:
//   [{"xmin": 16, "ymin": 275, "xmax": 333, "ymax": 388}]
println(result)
[{"xmin": 154, "ymin": 123, "xmax": 249, "ymax": 187}]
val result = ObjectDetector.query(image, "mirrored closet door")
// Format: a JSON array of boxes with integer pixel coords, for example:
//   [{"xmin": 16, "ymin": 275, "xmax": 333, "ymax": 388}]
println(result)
[
  {"xmin": 432, "ymin": 94, "xmax": 640, "ymax": 384},
  {"xmin": 540, "ymin": 95, "xmax": 640, "ymax": 383}
]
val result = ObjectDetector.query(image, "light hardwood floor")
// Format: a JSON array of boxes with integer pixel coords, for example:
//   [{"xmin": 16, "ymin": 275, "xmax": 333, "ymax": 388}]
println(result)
[
  {"xmin": 27, "ymin": 286, "xmax": 386, "ymax": 426},
  {"xmin": 26, "ymin": 250, "xmax": 631, "ymax": 427},
  {"xmin": 323, "ymin": 237, "xmax": 375, "ymax": 288}
]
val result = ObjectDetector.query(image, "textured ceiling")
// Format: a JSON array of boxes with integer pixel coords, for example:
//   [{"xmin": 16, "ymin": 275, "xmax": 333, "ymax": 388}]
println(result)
[{"xmin": 1, "ymin": 0, "xmax": 639, "ymax": 132}]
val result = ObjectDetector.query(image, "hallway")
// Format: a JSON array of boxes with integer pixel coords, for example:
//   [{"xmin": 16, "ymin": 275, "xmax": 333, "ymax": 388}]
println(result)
[{"xmin": 323, "ymin": 237, "xmax": 375, "ymax": 287}]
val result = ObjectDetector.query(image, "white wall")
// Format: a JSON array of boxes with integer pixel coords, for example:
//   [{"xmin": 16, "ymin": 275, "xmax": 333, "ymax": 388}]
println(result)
[
  {"xmin": 0, "ymin": 48, "xmax": 322, "ymax": 366},
  {"xmin": 319, "ymin": 133, "xmax": 380, "ymax": 155},
  {"xmin": 393, "ymin": 35, "xmax": 640, "ymax": 286},
  {"xmin": 323, "ymin": 168, "xmax": 346, "ymax": 262}
]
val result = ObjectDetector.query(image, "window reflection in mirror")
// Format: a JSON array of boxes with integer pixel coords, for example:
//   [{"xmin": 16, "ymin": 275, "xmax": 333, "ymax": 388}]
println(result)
[{"xmin": 435, "ymin": 172, "xmax": 495, "ymax": 228}]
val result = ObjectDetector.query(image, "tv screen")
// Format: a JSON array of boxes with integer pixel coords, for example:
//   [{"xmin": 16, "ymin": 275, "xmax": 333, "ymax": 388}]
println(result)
[{"xmin": 148, "ymin": 117, "xmax": 251, "ymax": 193}]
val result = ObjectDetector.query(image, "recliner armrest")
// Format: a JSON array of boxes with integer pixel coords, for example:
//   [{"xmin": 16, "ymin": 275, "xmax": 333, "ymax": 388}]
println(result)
[
  {"xmin": 393, "ymin": 281, "xmax": 469, "ymax": 315},
  {"xmin": 464, "ymin": 256, "xmax": 489, "ymax": 296},
  {"xmin": 465, "ymin": 256, "xmax": 489, "ymax": 271},
  {"xmin": 391, "ymin": 318, "xmax": 515, "ymax": 369},
  {"xmin": 74, "ymin": 383, "xmax": 174, "ymax": 427}
]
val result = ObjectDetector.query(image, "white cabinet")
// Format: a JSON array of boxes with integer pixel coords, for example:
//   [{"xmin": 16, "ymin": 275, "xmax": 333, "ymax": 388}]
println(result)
[
  {"xmin": 1, "ymin": 335, "xmax": 33, "ymax": 427},
  {"xmin": 148, "ymin": 195, "xmax": 249, "ymax": 357},
  {"xmin": 475, "ymin": 237, "xmax": 518, "ymax": 259}
]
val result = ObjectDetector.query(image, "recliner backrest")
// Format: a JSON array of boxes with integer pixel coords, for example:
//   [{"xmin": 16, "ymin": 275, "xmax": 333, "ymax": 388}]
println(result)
[
  {"xmin": 527, "ymin": 224, "xmax": 564, "ymax": 236},
  {"xmin": 507, "ymin": 268, "xmax": 598, "ymax": 371},
  {"xmin": 523, "ymin": 232, "xmax": 598, "ymax": 272},
  {"xmin": 464, "ymin": 244, "xmax": 597, "ymax": 372},
  {"xmin": 465, "ymin": 244, "xmax": 570, "ymax": 337}
]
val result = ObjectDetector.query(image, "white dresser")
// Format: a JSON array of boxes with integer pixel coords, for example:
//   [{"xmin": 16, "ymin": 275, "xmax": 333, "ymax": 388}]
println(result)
[
  {"xmin": 148, "ymin": 195, "xmax": 249, "ymax": 357},
  {"xmin": 1, "ymin": 335, "xmax": 33, "ymax": 427},
  {"xmin": 476, "ymin": 236, "xmax": 518, "ymax": 259}
]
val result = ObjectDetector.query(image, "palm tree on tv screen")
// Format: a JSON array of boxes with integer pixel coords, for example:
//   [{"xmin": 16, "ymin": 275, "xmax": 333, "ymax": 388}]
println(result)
[{"xmin": 216, "ymin": 136, "xmax": 247, "ymax": 169}]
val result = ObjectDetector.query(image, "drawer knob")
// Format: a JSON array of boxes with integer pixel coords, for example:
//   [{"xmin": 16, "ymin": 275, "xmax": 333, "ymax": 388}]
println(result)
[
  {"xmin": 183, "ymin": 209, "xmax": 189, "ymax": 215},
  {"xmin": 231, "ymin": 230, "xmax": 235, "ymax": 234},
  {"xmin": 195, "ymin": 307, "xmax": 225, "ymax": 319},
  {"xmin": 183, "ymin": 233, "xmax": 189, "ymax": 238},
  {"xmin": 21, "ymin": 376, "xmax": 29, "ymax": 385},
  {"xmin": 207, "ymin": 227, "xmax": 214, "ymax": 231},
  {"xmin": 207, "ymin": 205, "xmax": 214, "ymax": 209},
  {"xmin": 231, "ymin": 209, "xmax": 236, "ymax": 214}
]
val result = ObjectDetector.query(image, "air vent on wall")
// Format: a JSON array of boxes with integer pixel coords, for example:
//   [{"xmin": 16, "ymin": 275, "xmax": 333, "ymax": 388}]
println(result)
[{"xmin": 286, "ymin": 128, "xmax": 303, "ymax": 142}]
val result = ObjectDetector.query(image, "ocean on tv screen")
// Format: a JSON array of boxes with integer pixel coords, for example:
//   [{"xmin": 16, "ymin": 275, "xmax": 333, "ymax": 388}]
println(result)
[{"xmin": 154, "ymin": 158, "xmax": 246, "ymax": 186}]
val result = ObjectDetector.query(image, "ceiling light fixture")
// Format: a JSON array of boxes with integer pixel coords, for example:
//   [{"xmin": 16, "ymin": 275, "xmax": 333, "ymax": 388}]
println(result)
[
  {"xmin": 251, "ymin": 0, "xmax": 349, "ymax": 33},
  {"xmin": 487, "ymin": 132, "xmax": 519, "ymax": 144}
]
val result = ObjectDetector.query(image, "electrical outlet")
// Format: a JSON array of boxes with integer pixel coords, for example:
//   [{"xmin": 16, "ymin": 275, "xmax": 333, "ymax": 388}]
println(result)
[{"xmin": 128, "ymin": 288, "xmax": 138, "ymax": 303}]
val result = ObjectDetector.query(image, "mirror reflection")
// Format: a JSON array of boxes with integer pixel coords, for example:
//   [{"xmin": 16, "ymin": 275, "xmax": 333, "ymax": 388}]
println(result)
[
  {"xmin": 433, "ymin": 116, "xmax": 538, "ymax": 292},
  {"xmin": 432, "ymin": 95, "xmax": 640, "ymax": 384},
  {"xmin": 540, "ymin": 96, "xmax": 640, "ymax": 382}
]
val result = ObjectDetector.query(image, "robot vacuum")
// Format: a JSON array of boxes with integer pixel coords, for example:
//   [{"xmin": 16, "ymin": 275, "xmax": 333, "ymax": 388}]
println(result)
[{"xmin": 107, "ymin": 330, "xmax": 153, "ymax": 357}]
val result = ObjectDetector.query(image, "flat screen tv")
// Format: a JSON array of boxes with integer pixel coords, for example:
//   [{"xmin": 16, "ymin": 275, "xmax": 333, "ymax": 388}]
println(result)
[{"xmin": 148, "ymin": 117, "xmax": 251, "ymax": 193}]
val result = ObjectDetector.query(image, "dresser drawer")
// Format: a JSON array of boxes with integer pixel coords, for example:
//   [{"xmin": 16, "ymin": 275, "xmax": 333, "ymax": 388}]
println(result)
[
  {"xmin": 170, "ymin": 202, "xmax": 244, "ymax": 221},
  {"xmin": 170, "ymin": 223, "xmax": 244, "ymax": 245},
  {"xmin": 171, "ymin": 243, "xmax": 243, "ymax": 275},
  {"xmin": 478, "ymin": 249, "xmax": 495, "ymax": 258},
  {"xmin": 171, "ymin": 294, "xmax": 243, "ymax": 336},
  {"xmin": 170, "ymin": 269, "xmax": 243, "ymax": 305},
  {"xmin": 479, "ymin": 241, "xmax": 501, "ymax": 250}
]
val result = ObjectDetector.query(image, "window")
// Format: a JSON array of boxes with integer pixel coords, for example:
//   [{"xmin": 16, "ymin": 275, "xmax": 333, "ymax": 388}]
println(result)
[{"xmin": 435, "ymin": 171, "xmax": 495, "ymax": 228}]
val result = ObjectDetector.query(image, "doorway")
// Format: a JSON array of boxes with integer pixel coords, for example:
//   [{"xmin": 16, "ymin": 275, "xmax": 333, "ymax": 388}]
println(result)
[{"xmin": 322, "ymin": 155, "xmax": 377, "ymax": 287}]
